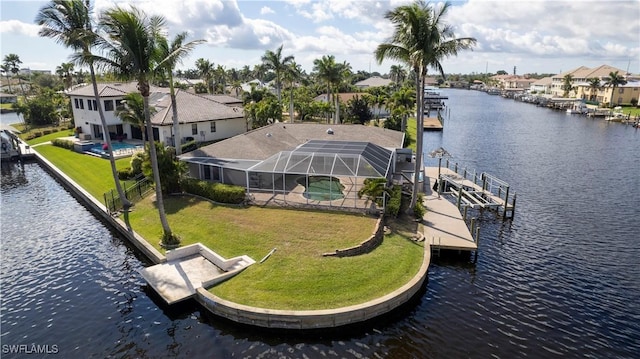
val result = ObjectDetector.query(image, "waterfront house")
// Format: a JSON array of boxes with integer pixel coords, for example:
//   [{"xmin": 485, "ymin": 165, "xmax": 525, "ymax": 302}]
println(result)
[
  {"xmin": 313, "ymin": 92, "xmax": 390, "ymax": 119},
  {"xmin": 549, "ymin": 65, "xmax": 630, "ymax": 98},
  {"xmin": 66, "ymin": 82, "xmax": 246, "ymax": 145},
  {"xmin": 529, "ymin": 77, "xmax": 553, "ymax": 94}
]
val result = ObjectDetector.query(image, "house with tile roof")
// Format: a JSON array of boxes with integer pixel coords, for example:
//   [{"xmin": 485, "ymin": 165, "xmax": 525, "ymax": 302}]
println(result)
[
  {"xmin": 354, "ymin": 76, "xmax": 393, "ymax": 89},
  {"xmin": 66, "ymin": 82, "xmax": 246, "ymax": 145},
  {"xmin": 549, "ymin": 65, "xmax": 630, "ymax": 98}
]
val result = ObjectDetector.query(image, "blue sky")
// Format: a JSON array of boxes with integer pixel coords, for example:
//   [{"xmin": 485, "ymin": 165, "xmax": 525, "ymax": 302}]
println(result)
[{"xmin": 1, "ymin": 0, "xmax": 639, "ymax": 77}]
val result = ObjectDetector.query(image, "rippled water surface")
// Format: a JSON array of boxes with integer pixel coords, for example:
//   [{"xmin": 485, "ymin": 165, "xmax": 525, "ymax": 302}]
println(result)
[{"xmin": 2, "ymin": 90, "xmax": 639, "ymax": 358}]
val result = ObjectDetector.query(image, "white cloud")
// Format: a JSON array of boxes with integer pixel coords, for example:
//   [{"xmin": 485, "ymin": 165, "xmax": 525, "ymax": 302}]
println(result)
[
  {"xmin": 0, "ymin": 20, "xmax": 40, "ymax": 37},
  {"xmin": 260, "ymin": 6, "xmax": 275, "ymax": 16}
]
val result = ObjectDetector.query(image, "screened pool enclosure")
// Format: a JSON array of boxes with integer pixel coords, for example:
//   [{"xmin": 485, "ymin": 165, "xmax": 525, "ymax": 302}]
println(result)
[{"xmin": 183, "ymin": 140, "xmax": 397, "ymax": 210}]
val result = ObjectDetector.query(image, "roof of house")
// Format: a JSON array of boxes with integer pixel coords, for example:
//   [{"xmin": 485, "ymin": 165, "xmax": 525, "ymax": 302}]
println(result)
[
  {"xmin": 66, "ymin": 82, "xmax": 169, "ymax": 98},
  {"xmin": 354, "ymin": 76, "xmax": 393, "ymax": 88},
  {"xmin": 554, "ymin": 65, "xmax": 629, "ymax": 80},
  {"xmin": 313, "ymin": 92, "xmax": 368, "ymax": 103},
  {"xmin": 531, "ymin": 77, "xmax": 553, "ymax": 86},
  {"xmin": 199, "ymin": 94, "xmax": 243, "ymax": 105},
  {"xmin": 179, "ymin": 123, "xmax": 405, "ymax": 162},
  {"xmin": 151, "ymin": 90, "xmax": 243, "ymax": 126}
]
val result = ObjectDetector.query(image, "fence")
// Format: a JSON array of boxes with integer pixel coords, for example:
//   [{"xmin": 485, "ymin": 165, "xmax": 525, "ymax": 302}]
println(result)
[{"xmin": 104, "ymin": 177, "xmax": 154, "ymax": 214}]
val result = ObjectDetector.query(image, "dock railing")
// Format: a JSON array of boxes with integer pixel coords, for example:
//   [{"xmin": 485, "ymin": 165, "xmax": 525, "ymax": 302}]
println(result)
[{"xmin": 442, "ymin": 159, "xmax": 516, "ymax": 219}]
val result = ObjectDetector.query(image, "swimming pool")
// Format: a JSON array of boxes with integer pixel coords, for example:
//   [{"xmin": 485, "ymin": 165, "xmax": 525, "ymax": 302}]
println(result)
[
  {"xmin": 297, "ymin": 176, "xmax": 345, "ymax": 201},
  {"xmin": 88, "ymin": 142, "xmax": 144, "ymax": 158}
]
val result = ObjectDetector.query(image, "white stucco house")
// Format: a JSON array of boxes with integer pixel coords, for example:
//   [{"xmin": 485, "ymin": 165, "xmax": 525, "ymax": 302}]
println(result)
[{"xmin": 66, "ymin": 82, "xmax": 246, "ymax": 145}]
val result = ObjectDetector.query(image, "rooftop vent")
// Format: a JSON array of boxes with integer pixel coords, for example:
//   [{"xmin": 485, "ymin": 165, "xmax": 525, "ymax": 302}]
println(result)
[
  {"xmin": 326, "ymin": 128, "xmax": 334, "ymax": 135},
  {"xmin": 266, "ymin": 133, "xmax": 272, "ymax": 137}
]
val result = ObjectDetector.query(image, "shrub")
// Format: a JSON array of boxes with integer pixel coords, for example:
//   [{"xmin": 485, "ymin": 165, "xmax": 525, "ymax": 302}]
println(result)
[
  {"xmin": 181, "ymin": 140, "xmax": 197, "ymax": 153},
  {"xmin": 386, "ymin": 185, "xmax": 402, "ymax": 217},
  {"xmin": 117, "ymin": 167, "xmax": 132, "ymax": 180},
  {"xmin": 414, "ymin": 193, "xmax": 426, "ymax": 219},
  {"xmin": 33, "ymin": 131, "xmax": 43, "ymax": 138},
  {"xmin": 180, "ymin": 177, "xmax": 246, "ymax": 204},
  {"xmin": 130, "ymin": 151, "xmax": 144, "ymax": 176},
  {"xmin": 51, "ymin": 138, "xmax": 74, "ymax": 150},
  {"xmin": 42, "ymin": 129, "xmax": 52, "ymax": 135}
]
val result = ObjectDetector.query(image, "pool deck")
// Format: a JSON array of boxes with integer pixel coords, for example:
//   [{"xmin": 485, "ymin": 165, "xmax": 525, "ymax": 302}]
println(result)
[{"xmin": 421, "ymin": 167, "xmax": 477, "ymax": 251}]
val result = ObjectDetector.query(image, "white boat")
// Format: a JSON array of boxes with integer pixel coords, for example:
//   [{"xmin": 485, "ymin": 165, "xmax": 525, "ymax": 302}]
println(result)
[
  {"xmin": 1, "ymin": 130, "xmax": 20, "ymax": 161},
  {"xmin": 604, "ymin": 112, "xmax": 628, "ymax": 122},
  {"xmin": 566, "ymin": 101, "xmax": 588, "ymax": 114}
]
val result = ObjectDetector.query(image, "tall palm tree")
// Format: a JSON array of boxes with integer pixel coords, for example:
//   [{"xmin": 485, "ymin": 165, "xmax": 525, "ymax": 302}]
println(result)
[
  {"xmin": 36, "ymin": 0, "xmax": 131, "ymax": 211},
  {"xmin": 388, "ymin": 86, "xmax": 415, "ymax": 132},
  {"xmin": 195, "ymin": 58, "xmax": 214, "ymax": 93},
  {"xmin": 604, "ymin": 71, "xmax": 627, "ymax": 107},
  {"xmin": 389, "ymin": 64, "xmax": 407, "ymax": 88},
  {"xmin": 95, "ymin": 5, "xmax": 178, "ymax": 245},
  {"xmin": 313, "ymin": 55, "xmax": 348, "ymax": 124},
  {"xmin": 56, "ymin": 62, "xmax": 75, "ymax": 91},
  {"xmin": 561, "ymin": 74, "xmax": 575, "ymax": 98},
  {"xmin": 157, "ymin": 32, "xmax": 204, "ymax": 155},
  {"xmin": 1, "ymin": 63, "xmax": 13, "ymax": 93},
  {"xmin": 261, "ymin": 44, "xmax": 294, "ymax": 103},
  {"xmin": 586, "ymin": 77, "xmax": 601, "ymax": 102},
  {"xmin": 3, "ymin": 54, "xmax": 27, "ymax": 98},
  {"xmin": 283, "ymin": 61, "xmax": 302, "ymax": 122},
  {"xmin": 375, "ymin": 0, "xmax": 476, "ymax": 210}
]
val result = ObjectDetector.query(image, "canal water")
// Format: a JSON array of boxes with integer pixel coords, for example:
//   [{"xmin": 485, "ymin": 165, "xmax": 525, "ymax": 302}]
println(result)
[{"xmin": 2, "ymin": 90, "xmax": 639, "ymax": 358}]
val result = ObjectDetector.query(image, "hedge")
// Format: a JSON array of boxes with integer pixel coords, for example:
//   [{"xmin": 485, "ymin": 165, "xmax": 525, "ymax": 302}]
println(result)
[
  {"xmin": 386, "ymin": 185, "xmax": 402, "ymax": 217},
  {"xmin": 51, "ymin": 138, "xmax": 75, "ymax": 150},
  {"xmin": 180, "ymin": 178, "xmax": 246, "ymax": 204}
]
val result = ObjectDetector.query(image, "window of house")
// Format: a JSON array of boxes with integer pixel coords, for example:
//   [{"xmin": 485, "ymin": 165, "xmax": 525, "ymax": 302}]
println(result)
[
  {"xmin": 192, "ymin": 124, "xmax": 198, "ymax": 135},
  {"xmin": 203, "ymin": 165, "xmax": 211, "ymax": 180},
  {"xmin": 618, "ymin": 88, "xmax": 624, "ymax": 94},
  {"xmin": 210, "ymin": 121, "xmax": 216, "ymax": 133},
  {"xmin": 74, "ymin": 98, "xmax": 79, "ymax": 109},
  {"xmin": 104, "ymin": 100, "xmax": 114, "ymax": 111},
  {"xmin": 91, "ymin": 100, "xmax": 98, "ymax": 111},
  {"xmin": 79, "ymin": 99, "xmax": 84, "ymax": 109},
  {"xmin": 115, "ymin": 99, "xmax": 123, "ymax": 110},
  {"xmin": 88, "ymin": 99, "xmax": 93, "ymax": 111}
]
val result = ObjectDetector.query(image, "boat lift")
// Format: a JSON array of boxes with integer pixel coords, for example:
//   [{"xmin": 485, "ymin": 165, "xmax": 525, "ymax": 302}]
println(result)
[{"xmin": 437, "ymin": 162, "xmax": 516, "ymax": 220}]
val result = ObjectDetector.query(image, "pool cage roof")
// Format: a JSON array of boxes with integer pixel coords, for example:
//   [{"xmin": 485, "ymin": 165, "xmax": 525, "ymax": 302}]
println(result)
[{"xmin": 247, "ymin": 140, "xmax": 393, "ymax": 178}]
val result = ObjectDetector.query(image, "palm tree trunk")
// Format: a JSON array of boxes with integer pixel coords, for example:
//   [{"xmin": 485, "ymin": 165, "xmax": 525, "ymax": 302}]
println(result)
[
  {"xmin": 143, "ymin": 90, "xmax": 173, "ymax": 237},
  {"xmin": 289, "ymin": 86, "xmax": 295, "ymax": 123},
  {"xmin": 169, "ymin": 73, "xmax": 181, "ymax": 156},
  {"xmin": 89, "ymin": 62, "xmax": 131, "ymax": 211},
  {"xmin": 410, "ymin": 69, "xmax": 424, "ymax": 211}
]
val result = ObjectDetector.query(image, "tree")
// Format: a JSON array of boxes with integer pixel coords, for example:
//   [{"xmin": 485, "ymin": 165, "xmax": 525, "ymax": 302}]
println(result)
[
  {"xmin": 3, "ymin": 54, "xmax": 26, "ymax": 98},
  {"xmin": 157, "ymin": 32, "xmax": 204, "ymax": 155},
  {"xmin": 345, "ymin": 95, "xmax": 373, "ymax": 124},
  {"xmin": 604, "ymin": 71, "xmax": 627, "ymax": 107},
  {"xmin": 389, "ymin": 64, "xmax": 407, "ymax": 88},
  {"xmin": 261, "ymin": 44, "xmax": 294, "ymax": 103},
  {"xmin": 195, "ymin": 58, "xmax": 214, "ymax": 94},
  {"xmin": 375, "ymin": 0, "xmax": 476, "ymax": 211},
  {"xmin": 358, "ymin": 178, "xmax": 389, "ymax": 207},
  {"xmin": 561, "ymin": 74, "xmax": 575, "ymax": 98},
  {"xmin": 1, "ymin": 63, "xmax": 12, "ymax": 93},
  {"xmin": 36, "ymin": 0, "xmax": 131, "ymax": 212},
  {"xmin": 56, "ymin": 62, "xmax": 74, "ymax": 91},
  {"xmin": 587, "ymin": 77, "xmax": 601, "ymax": 102},
  {"xmin": 387, "ymin": 86, "xmax": 415, "ymax": 132},
  {"xmin": 141, "ymin": 142, "xmax": 185, "ymax": 195},
  {"xmin": 18, "ymin": 87, "xmax": 66, "ymax": 126},
  {"xmin": 283, "ymin": 61, "xmax": 302, "ymax": 122},
  {"xmin": 115, "ymin": 92, "xmax": 151, "ymax": 146},
  {"xmin": 96, "ymin": 5, "xmax": 178, "ymax": 246},
  {"xmin": 313, "ymin": 55, "xmax": 350, "ymax": 124}
]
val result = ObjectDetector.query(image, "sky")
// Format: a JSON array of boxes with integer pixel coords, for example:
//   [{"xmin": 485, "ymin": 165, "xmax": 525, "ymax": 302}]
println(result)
[{"xmin": 1, "ymin": 0, "xmax": 639, "ymax": 77}]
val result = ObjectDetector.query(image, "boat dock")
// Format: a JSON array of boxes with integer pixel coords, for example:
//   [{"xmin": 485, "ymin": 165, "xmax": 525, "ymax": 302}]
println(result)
[
  {"xmin": 422, "ymin": 170, "xmax": 477, "ymax": 252},
  {"xmin": 422, "ymin": 117, "xmax": 443, "ymax": 131}
]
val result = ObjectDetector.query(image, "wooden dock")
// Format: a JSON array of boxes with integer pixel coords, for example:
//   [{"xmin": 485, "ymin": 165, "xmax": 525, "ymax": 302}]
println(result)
[
  {"xmin": 422, "ymin": 168, "xmax": 477, "ymax": 252},
  {"xmin": 423, "ymin": 117, "xmax": 443, "ymax": 131}
]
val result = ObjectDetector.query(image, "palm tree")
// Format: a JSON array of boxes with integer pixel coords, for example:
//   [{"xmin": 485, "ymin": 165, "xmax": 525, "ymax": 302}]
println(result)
[
  {"xmin": 261, "ymin": 44, "xmax": 294, "ymax": 103},
  {"xmin": 604, "ymin": 71, "xmax": 627, "ymax": 107},
  {"xmin": 388, "ymin": 86, "xmax": 415, "ymax": 132},
  {"xmin": 157, "ymin": 32, "xmax": 204, "ymax": 155},
  {"xmin": 95, "ymin": 5, "xmax": 178, "ymax": 245},
  {"xmin": 389, "ymin": 64, "xmax": 407, "ymax": 88},
  {"xmin": 561, "ymin": 74, "xmax": 575, "ymax": 98},
  {"xmin": 586, "ymin": 77, "xmax": 601, "ymax": 102},
  {"xmin": 115, "ymin": 92, "xmax": 150, "ymax": 146},
  {"xmin": 55, "ymin": 62, "xmax": 75, "ymax": 91},
  {"xmin": 375, "ymin": 0, "xmax": 476, "ymax": 211},
  {"xmin": 36, "ymin": 0, "xmax": 131, "ymax": 211},
  {"xmin": 1, "ymin": 63, "xmax": 13, "ymax": 93},
  {"xmin": 3, "ymin": 54, "xmax": 27, "ymax": 98},
  {"xmin": 195, "ymin": 58, "xmax": 214, "ymax": 93},
  {"xmin": 313, "ymin": 55, "xmax": 337, "ymax": 123},
  {"xmin": 283, "ymin": 61, "xmax": 302, "ymax": 122}
]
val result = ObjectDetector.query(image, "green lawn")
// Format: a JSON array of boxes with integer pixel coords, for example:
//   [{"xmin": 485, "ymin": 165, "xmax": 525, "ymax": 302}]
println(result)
[
  {"xmin": 34, "ymin": 144, "xmax": 134, "ymax": 199},
  {"xmin": 406, "ymin": 117, "xmax": 417, "ymax": 151},
  {"xmin": 128, "ymin": 195, "xmax": 424, "ymax": 310}
]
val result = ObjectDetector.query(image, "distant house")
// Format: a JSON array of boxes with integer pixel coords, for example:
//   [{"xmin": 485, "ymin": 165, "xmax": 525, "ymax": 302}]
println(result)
[
  {"xmin": 66, "ymin": 82, "xmax": 246, "ymax": 145},
  {"xmin": 529, "ymin": 77, "xmax": 553, "ymax": 94},
  {"xmin": 354, "ymin": 76, "xmax": 393, "ymax": 89},
  {"xmin": 314, "ymin": 92, "xmax": 390, "ymax": 118},
  {"xmin": 550, "ymin": 64, "xmax": 629, "ymax": 98}
]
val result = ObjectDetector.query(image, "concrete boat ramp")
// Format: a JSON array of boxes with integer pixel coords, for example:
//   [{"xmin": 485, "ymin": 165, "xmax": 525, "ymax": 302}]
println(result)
[{"xmin": 141, "ymin": 243, "xmax": 255, "ymax": 304}]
